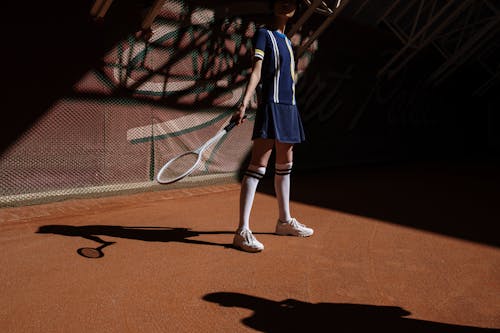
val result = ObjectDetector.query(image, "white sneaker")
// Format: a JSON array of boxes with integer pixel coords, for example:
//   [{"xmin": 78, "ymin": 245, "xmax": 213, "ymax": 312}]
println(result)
[
  {"xmin": 233, "ymin": 228, "xmax": 264, "ymax": 252},
  {"xmin": 275, "ymin": 218, "xmax": 314, "ymax": 237}
]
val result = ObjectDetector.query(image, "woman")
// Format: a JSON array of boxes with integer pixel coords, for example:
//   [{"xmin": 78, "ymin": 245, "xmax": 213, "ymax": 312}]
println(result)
[{"xmin": 231, "ymin": 0, "xmax": 314, "ymax": 252}]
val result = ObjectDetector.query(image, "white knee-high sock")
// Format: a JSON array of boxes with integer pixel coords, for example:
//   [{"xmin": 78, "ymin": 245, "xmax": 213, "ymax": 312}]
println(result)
[
  {"xmin": 275, "ymin": 162, "xmax": 293, "ymax": 223},
  {"xmin": 239, "ymin": 165, "xmax": 266, "ymax": 231}
]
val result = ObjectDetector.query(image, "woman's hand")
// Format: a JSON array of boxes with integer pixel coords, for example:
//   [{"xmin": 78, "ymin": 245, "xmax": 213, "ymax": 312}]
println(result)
[{"xmin": 231, "ymin": 103, "xmax": 247, "ymax": 125}]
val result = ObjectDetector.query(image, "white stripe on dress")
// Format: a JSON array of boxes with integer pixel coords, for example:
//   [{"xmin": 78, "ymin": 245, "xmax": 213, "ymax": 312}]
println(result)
[
  {"xmin": 267, "ymin": 31, "xmax": 280, "ymax": 103},
  {"xmin": 285, "ymin": 38, "xmax": 296, "ymax": 105}
]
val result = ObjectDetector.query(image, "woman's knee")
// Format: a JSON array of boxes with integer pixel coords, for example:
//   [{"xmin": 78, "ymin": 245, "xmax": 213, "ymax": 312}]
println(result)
[
  {"xmin": 275, "ymin": 141, "xmax": 294, "ymax": 164},
  {"xmin": 250, "ymin": 139, "xmax": 274, "ymax": 167}
]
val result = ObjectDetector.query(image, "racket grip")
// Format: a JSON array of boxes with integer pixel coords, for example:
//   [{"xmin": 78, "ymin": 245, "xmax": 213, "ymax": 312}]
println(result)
[{"xmin": 224, "ymin": 115, "xmax": 247, "ymax": 132}]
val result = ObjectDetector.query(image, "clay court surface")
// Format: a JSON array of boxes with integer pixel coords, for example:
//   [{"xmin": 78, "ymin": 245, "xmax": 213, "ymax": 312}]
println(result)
[{"xmin": 1, "ymin": 161, "xmax": 499, "ymax": 332}]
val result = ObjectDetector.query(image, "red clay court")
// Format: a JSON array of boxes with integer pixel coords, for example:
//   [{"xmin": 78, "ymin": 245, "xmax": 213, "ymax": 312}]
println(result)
[
  {"xmin": 1, "ymin": 161, "xmax": 499, "ymax": 332},
  {"xmin": 2, "ymin": 0, "xmax": 500, "ymax": 332}
]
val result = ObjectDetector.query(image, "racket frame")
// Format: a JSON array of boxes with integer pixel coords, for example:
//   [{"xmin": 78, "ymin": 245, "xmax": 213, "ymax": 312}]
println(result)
[{"xmin": 156, "ymin": 117, "xmax": 244, "ymax": 184}]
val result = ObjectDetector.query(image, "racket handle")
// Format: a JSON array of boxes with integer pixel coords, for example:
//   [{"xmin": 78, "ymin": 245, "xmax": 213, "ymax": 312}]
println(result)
[{"xmin": 224, "ymin": 115, "xmax": 247, "ymax": 132}]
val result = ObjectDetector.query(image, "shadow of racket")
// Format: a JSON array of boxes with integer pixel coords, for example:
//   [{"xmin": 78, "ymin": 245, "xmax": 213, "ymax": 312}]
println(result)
[{"xmin": 77, "ymin": 241, "xmax": 116, "ymax": 259}]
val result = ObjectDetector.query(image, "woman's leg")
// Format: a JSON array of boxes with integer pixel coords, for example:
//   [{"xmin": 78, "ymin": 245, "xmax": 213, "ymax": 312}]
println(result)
[
  {"xmin": 234, "ymin": 139, "xmax": 274, "ymax": 252},
  {"xmin": 274, "ymin": 140, "xmax": 314, "ymax": 237},
  {"xmin": 238, "ymin": 138, "xmax": 274, "ymax": 231},
  {"xmin": 274, "ymin": 141, "xmax": 294, "ymax": 223}
]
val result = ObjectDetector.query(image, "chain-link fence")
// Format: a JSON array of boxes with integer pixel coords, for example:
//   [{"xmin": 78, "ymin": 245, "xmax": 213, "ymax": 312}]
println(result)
[{"xmin": 0, "ymin": 0, "xmax": 320, "ymax": 207}]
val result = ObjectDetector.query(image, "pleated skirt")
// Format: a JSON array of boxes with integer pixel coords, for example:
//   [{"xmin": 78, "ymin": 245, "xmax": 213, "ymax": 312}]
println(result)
[{"xmin": 252, "ymin": 102, "xmax": 306, "ymax": 144}]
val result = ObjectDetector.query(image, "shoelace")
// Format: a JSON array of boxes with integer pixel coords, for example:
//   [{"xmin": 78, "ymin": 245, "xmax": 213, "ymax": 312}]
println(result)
[
  {"xmin": 243, "ymin": 230, "xmax": 257, "ymax": 243},
  {"xmin": 289, "ymin": 218, "xmax": 306, "ymax": 229}
]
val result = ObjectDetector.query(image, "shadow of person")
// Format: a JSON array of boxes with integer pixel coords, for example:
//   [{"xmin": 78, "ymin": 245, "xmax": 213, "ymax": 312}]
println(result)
[
  {"xmin": 203, "ymin": 292, "xmax": 498, "ymax": 333},
  {"xmin": 36, "ymin": 225, "xmax": 251, "ymax": 257}
]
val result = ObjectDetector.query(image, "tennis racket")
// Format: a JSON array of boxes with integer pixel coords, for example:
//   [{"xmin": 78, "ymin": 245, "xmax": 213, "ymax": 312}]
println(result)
[{"xmin": 156, "ymin": 116, "xmax": 246, "ymax": 184}]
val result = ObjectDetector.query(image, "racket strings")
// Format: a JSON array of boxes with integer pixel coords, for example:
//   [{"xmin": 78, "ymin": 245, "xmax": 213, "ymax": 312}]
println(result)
[{"xmin": 157, "ymin": 152, "xmax": 200, "ymax": 183}]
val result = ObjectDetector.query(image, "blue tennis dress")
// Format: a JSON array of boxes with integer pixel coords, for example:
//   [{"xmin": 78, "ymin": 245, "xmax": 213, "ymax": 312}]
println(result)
[{"xmin": 252, "ymin": 28, "xmax": 306, "ymax": 143}]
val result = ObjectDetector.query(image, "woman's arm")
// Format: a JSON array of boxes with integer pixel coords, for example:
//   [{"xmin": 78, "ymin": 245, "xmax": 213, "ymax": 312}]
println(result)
[{"xmin": 232, "ymin": 58, "xmax": 263, "ymax": 125}]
